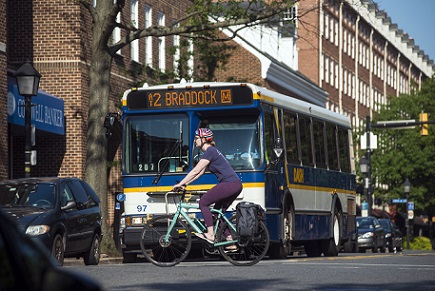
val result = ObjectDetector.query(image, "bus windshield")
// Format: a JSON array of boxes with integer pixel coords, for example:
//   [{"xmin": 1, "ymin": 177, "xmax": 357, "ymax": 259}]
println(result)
[
  {"xmin": 124, "ymin": 114, "xmax": 189, "ymax": 174},
  {"xmin": 199, "ymin": 115, "xmax": 261, "ymax": 170}
]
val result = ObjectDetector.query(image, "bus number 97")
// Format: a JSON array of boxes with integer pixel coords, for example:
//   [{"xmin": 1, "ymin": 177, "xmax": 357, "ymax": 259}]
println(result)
[{"xmin": 137, "ymin": 205, "xmax": 147, "ymax": 212}]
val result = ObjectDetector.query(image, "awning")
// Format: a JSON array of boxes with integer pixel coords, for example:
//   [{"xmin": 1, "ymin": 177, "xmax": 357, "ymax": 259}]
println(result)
[{"xmin": 7, "ymin": 76, "xmax": 65, "ymax": 135}]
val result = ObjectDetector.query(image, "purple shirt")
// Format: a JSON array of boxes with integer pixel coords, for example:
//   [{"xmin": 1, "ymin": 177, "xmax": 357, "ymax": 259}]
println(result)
[{"xmin": 201, "ymin": 146, "xmax": 240, "ymax": 183}]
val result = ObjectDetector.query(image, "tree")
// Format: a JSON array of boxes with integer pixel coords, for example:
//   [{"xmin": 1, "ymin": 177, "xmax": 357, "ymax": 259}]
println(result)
[
  {"xmin": 77, "ymin": 0, "xmax": 298, "ymax": 254},
  {"xmin": 370, "ymin": 77, "xmax": 435, "ymax": 220}
]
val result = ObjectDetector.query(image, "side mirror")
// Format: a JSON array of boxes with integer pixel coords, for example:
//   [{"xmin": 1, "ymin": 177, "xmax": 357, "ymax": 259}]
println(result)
[
  {"xmin": 273, "ymin": 137, "xmax": 283, "ymax": 159},
  {"xmin": 61, "ymin": 200, "xmax": 77, "ymax": 211}
]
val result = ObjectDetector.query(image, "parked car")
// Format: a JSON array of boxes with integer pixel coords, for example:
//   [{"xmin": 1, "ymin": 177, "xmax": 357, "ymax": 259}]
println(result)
[
  {"xmin": 0, "ymin": 207, "xmax": 102, "ymax": 290},
  {"xmin": 0, "ymin": 177, "xmax": 102, "ymax": 266},
  {"xmin": 356, "ymin": 216, "xmax": 386, "ymax": 253},
  {"xmin": 378, "ymin": 218, "xmax": 403, "ymax": 252}
]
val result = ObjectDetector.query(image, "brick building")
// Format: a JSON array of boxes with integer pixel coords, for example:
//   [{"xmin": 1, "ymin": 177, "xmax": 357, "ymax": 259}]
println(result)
[
  {"xmin": 1, "ymin": 0, "xmax": 434, "ymax": 224},
  {"xmin": 296, "ymin": 0, "xmax": 434, "ymax": 128}
]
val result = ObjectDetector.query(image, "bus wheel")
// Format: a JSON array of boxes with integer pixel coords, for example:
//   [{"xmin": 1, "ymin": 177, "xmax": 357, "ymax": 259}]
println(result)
[
  {"xmin": 321, "ymin": 208, "xmax": 341, "ymax": 257},
  {"xmin": 269, "ymin": 203, "xmax": 293, "ymax": 259}
]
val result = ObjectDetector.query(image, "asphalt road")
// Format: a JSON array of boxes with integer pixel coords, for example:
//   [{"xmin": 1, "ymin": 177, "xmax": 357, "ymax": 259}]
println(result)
[{"xmin": 66, "ymin": 250, "xmax": 435, "ymax": 290}]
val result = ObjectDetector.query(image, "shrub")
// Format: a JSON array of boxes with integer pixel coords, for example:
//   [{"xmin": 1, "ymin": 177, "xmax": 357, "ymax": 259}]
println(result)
[{"xmin": 408, "ymin": 236, "xmax": 433, "ymax": 250}]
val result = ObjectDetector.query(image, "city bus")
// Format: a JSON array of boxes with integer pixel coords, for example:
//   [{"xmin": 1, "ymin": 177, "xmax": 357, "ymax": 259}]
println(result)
[{"xmin": 118, "ymin": 82, "xmax": 357, "ymax": 262}]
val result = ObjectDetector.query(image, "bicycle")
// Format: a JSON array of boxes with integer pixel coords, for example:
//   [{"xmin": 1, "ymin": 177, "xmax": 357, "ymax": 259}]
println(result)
[{"xmin": 139, "ymin": 189, "xmax": 270, "ymax": 267}]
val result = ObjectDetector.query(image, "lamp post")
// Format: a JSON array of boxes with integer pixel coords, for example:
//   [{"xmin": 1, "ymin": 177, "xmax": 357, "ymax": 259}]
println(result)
[
  {"xmin": 14, "ymin": 61, "xmax": 41, "ymax": 178},
  {"xmin": 403, "ymin": 178, "xmax": 411, "ymax": 250},
  {"xmin": 359, "ymin": 155, "xmax": 372, "ymax": 216}
]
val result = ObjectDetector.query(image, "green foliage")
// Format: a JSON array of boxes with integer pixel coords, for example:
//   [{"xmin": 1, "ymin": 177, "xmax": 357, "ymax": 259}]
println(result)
[
  {"xmin": 408, "ymin": 236, "xmax": 433, "ymax": 250},
  {"xmin": 369, "ymin": 77, "xmax": 435, "ymax": 217}
]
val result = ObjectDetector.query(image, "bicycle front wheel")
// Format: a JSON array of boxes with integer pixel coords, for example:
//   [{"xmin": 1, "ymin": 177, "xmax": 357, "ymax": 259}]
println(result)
[
  {"xmin": 140, "ymin": 215, "xmax": 191, "ymax": 267},
  {"xmin": 216, "ymin": 215, "xmax": 270, "ymax": 266}
]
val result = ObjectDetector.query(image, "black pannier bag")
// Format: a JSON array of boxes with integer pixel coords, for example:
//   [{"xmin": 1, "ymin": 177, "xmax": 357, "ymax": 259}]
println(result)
[{"xmin": 236, "ymin": 202, "xmax": 264, "ymax": 238}]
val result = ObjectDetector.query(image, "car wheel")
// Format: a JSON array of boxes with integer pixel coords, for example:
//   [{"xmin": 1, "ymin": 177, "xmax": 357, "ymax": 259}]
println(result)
[
  {"xmin": 52, "ymin": 234, "xmax": 65, "ymax": 266},
  {"xmin": 84, "ymin": 233, "xmax": 101, "ymax": 265}
]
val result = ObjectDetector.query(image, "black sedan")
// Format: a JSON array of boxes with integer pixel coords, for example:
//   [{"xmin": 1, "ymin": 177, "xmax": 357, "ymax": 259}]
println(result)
[
  {"xmin": 379, "ymin": 218, "xmax": 403, "ymax": 252},
  {"xmin": 356, "ymin": 216, "xmax": 386, "ymax": 253},
  {"xmin": 0, "ymin": 177, "xmax": 102, "ymax": 266}
]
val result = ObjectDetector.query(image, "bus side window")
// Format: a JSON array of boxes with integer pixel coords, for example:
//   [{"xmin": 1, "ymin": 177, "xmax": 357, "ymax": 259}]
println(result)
[
  {"xmin": 283, "ymin": 112, "xmax": 299, "ymax": 164},
  {"xmin": 326, "ymin": 123, "xmax": 339, "ymax": 171},
  {"xmin": 312, "ymin": 119, "xmax": 327, "ymax": 169},
  {"xmin": 299, "ymin": 116, "xmax": 314, "ymax": 166},
  {"xmin": 338, "ymin": 127, "xmax": 351, "ymax": 172}
]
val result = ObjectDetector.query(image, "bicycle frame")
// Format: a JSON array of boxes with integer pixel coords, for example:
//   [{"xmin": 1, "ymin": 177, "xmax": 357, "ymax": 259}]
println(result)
[{"xmin": 163, "ymin": 192, "xmax": 237, "ymax": 247}]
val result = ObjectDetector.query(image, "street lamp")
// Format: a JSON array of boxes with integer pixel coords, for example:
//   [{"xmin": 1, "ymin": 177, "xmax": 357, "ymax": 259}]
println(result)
[
  {"xmin": 359, "ymin": 155, "xmax": 372, "ymax": 216},
  {"xmin": 14, "ymin": 61, "xmax": 41, "ymax": 178},
  {"xmin": 403, "ymin": 178, "xmax": 411, "ymax": 250}
]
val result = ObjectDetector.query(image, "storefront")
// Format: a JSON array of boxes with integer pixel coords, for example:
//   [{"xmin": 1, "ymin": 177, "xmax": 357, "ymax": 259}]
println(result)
[{"xmin": 6, "ymin": 76, "xmax": 65, "ymax": 178}]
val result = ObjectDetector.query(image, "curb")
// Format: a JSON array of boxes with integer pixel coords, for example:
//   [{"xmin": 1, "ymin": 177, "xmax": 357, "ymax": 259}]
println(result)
[{"xmin": 63, "ymin": 255, "xmax": 123, "ymax": 266}]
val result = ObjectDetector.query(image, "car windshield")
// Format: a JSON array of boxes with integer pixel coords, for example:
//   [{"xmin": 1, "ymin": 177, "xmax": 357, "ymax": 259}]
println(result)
[
  {"xmin": 0, "ymin": 182, "xmax": 55, "ymax": 209},
  {"xmin": 356, "ymin": 218, "xmax": 374, "ymax": 229}
]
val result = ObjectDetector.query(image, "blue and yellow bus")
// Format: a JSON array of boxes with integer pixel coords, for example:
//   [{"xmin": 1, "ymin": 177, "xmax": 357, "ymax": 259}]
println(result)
[{"xmin": 119, "ymin": 82, "xmax": 357, "ymax": 262}]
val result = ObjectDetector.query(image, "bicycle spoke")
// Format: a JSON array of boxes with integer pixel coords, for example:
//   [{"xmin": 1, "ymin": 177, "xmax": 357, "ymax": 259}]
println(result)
[
  {"xmin": 140, "ymin": 215, "xmax": 191, "ymax": 267},
  {"xmin": 217, "ymin": 215, "xmax": 270, "ymax": 266}
]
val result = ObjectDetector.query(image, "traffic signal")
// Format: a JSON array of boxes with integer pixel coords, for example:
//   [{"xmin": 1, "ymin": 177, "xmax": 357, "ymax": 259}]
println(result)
[{"xmin": 420, "ymin": 112, "xmax": 428, "ymax": 136}]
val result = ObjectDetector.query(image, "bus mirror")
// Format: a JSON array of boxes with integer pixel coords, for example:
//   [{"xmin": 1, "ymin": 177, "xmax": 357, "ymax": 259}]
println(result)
[{"xmin": 273, "ymin": 138, "xmax": 283, "ymax": 159}]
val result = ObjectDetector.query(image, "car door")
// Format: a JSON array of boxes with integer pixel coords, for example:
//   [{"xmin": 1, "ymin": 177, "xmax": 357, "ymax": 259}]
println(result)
[
  {"xmin": 59, "ymin": 181, "xmax": 83, "ymax": 253},
  {"xmin": 67, "ymin": 180, "xmax": 98, "ymax": 253}
]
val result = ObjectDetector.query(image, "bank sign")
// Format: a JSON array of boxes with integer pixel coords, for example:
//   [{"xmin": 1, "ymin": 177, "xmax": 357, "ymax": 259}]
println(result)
[{"xmin": 7, "ymin": 77, "xmax": 65, "ymax": 135}]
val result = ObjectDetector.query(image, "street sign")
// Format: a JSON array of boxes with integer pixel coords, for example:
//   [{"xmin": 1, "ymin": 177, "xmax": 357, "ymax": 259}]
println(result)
[
  {"xmin": 408, "ymin": 201, "xmax": 414, "ymax": 210},
  {"xmin": 392, "ymin": 199, "xmax": 407, "ymax": 203},
  {"xmin": 374, "ymin": 119, "xmax": 416, "ymax": 129},
  {"xmin": 408, "ymin": 210, "xmax": 414, "ymax": 219},
  {"xmin": 360, "ymin": 132, "xmax": 377, "ymax": 150}
]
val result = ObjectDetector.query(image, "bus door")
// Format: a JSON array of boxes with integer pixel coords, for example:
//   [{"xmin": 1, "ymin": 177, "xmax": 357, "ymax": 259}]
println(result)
[{"xmin": 264, "ymin": 110, "xmax": 286, "ymax": 239}]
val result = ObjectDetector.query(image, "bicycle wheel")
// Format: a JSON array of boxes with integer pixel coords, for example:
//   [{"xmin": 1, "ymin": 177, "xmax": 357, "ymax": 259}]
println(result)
[
  {"xmin": 216, "ymin": 215, "xmax": 270, "ymax": 266},
  {"xmin": 140, "ymin": 215, "xmax": 191, "ymax": 267}
]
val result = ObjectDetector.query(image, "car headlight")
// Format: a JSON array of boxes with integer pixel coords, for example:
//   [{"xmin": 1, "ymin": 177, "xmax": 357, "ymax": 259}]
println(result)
[
  {"xmin": 26, "ymin": 225, "xmax": 50, "ymax": 236},
  {"xmin": 385, "ymin": 233, "xmax": 392, "ymax": 238},
  {"xmin": 360, "ymin": 232, "xmax": 374, "ymax": 239}
]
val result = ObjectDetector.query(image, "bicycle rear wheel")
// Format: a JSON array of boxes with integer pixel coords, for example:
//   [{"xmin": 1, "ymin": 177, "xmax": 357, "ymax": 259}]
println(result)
[
  {"xmin": 216, "ymin": 215, "xmax": 270, "ymax": 266},
  {"xmin": 140, "ymin": 215, "xmax": 191, "ymax": 267}
]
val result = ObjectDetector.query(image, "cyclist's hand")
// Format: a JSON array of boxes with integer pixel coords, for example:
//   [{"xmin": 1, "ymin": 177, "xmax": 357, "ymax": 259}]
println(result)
[{"xmin": 172, "ymin": 184, "xmax": 186, "ymax": 192}]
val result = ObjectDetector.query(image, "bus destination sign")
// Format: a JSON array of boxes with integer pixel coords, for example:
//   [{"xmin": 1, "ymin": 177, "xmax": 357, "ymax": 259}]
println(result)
[{"xmin": 127, "ymin": 86, "xmax": 253, "ymax": 110}]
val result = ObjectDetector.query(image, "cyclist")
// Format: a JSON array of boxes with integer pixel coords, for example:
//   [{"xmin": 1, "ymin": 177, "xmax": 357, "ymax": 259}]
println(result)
[{"xmin": 173, "ymin": 128, "xmax": 243, "ymax": 244}]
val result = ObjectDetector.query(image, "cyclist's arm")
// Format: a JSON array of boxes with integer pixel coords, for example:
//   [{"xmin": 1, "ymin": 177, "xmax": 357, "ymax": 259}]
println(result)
[{"xmin": 174, "ymin": 158, "xmax": 209, "ymax": 188}]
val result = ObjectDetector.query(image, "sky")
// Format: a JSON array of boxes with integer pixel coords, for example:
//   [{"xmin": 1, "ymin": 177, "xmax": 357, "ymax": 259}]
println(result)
[{"xmin": 375, "ymin": 0, "xmax": 435, "ymax": 62}]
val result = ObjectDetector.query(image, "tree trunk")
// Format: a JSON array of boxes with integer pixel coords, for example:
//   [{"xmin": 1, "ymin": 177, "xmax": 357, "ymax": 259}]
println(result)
[{"xmin": 85, "ymin": 45, "xmax": 118, "ymax": 255}]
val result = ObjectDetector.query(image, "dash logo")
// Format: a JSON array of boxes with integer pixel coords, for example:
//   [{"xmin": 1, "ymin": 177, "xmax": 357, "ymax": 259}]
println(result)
[{"xmin": 293, "ymin": 168, "xmax": 304, "ymax": 183}]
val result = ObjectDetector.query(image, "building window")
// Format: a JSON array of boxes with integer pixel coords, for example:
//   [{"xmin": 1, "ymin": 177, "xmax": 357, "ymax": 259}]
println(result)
[
  {"xmin": 158, "ymin": 12, "xmax": 166, "ymax": 70},
  {"xmin": 173, "ymin": 24, "xmax": 180, "ymax": 77},
  {"xmin": 130, "ymin": 0, "xmax": 139, "ymax": 62},
  {"xmin": 113, "ymin": 10, "xmax": 121, "ymax": 54},
  {"xmin": 144, "ymin": 5, "xmax": 152, "ymax": 67},
  {"xmin": 325, "ymin": 56, "xmax": 329, "ymax": 84}
]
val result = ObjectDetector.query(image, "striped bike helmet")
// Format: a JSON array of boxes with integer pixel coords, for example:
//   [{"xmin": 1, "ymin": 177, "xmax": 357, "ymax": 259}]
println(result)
[{"xmin": 195, "ymin": 128, "xmax": 213, "ymax": 142}]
